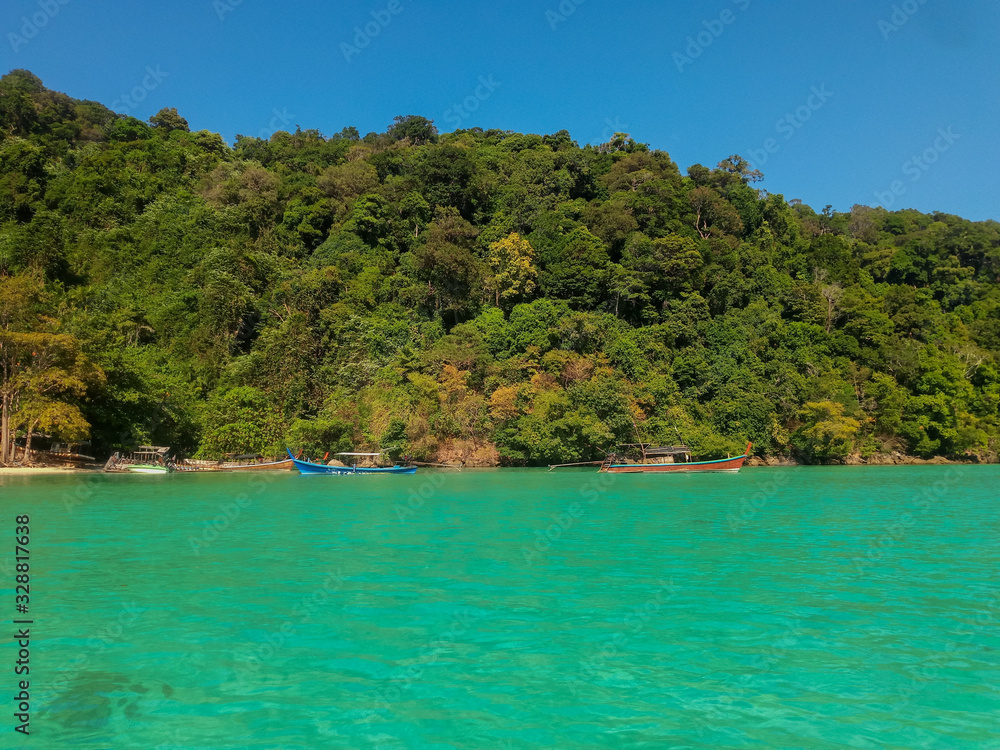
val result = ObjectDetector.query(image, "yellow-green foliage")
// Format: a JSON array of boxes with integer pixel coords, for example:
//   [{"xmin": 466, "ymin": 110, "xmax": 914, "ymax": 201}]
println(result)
[{"xmin": 794, "ymin": 401, "xmax": 863, "ymax": 461}]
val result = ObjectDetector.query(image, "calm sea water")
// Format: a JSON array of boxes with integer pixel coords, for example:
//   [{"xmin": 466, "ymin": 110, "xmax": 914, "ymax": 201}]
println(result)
[{"xmin": 1, "ymin": 466, "xmax": 998, "ymax": 749}]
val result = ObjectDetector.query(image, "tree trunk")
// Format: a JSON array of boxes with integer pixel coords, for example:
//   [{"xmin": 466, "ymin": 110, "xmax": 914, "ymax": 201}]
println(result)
[
  {"xmin": 0, "ymin": 395, "xmax": 9, "ymax": 465},
  {"xmin": 23, "ymin": 418, "xmax": 37, "ymax": 466},
  {"xmin": 695, "ymin": 208, "xmax": 709, "ymax": 239}
]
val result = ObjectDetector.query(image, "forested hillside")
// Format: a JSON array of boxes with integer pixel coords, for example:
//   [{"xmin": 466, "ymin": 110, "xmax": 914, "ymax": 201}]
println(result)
[{"xmin": 1, "ymin": 69, "xmax": 998, "ymax": 465}]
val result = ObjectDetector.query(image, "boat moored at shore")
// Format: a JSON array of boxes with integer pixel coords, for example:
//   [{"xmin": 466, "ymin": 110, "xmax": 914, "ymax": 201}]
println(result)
[
  {"xmin": 288, "ymin": 450, "xmax": 417, "ymax": 475},
  {"xmin": 177, "ymin": 454, "xmax": 297, "ymax": 472},
  {"xmin": 598, "ymin": 443, "xmax": 752, "ymax": 474},
  {"xmin": 104, "ymin": 446, "xmax": 175, "ymax": 474}
]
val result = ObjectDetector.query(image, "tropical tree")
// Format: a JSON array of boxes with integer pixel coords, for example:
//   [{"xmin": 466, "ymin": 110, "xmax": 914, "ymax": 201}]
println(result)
[
  {"xmin": 792, "ymin": 401, "xmax": 863, "ymax": 462},
  {"xmin": 1, "ymin": 273, "xmax": 103, "ymax": 462},
  {"xmin": 387, "ymin": 115, "xmax": 438, "ymax": 145},
  {"xmin": 149, "ymin": 107, "xmax": 190, "ymax": 134},
  {"xmin": 486, "ymin": 232, "xmax": 538, "ymax": 308}
]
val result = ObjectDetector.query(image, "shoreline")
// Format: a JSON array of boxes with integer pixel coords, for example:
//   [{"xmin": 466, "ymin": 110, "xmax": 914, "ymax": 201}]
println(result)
[{"xmin": 1, "ymin": 459, "xmax": 996, "ymax": 476}]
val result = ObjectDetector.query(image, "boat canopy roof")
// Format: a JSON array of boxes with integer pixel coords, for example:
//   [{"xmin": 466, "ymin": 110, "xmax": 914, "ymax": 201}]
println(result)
[
  {"xmin": 619, "ymin": 444, "xmax": 692, "ymax": 456},
  {"xmin": 336, "ymin": 452, "xmax": 384, "ymax": 457},
  {"xmin": 646, "ymin": 446, "xmax": 691, "ymax": 457}
]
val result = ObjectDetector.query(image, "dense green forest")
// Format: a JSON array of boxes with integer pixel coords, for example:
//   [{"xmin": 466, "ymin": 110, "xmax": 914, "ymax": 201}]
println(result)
[{"xmin": 1, "ymin": 69, "xmax": 998, "ymax": 466}]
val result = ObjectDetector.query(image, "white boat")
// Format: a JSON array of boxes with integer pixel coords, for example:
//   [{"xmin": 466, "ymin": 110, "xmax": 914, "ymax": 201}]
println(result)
[
  {"xmin": 126, "ymin": 464, "xmax": 171, "ymax": 474},
  {"xmin": 104, "ymin": 446, "xmax": 175, "ymax": 474}
]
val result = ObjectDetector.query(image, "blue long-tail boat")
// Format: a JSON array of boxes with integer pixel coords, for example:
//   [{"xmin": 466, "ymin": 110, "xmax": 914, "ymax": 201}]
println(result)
[{"xmin": 287, "ymin": 450, "xmax": 417, "ymax": 475}]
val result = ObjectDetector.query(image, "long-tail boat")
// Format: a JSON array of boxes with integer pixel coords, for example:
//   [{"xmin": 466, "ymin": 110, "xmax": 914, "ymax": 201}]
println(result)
[
  {"xmin": 287, "ymin": 450, "xmax": 418, "ymax": 475},
  {"xmin": 178, "ymin": 454, "xmax": 297, "ymax": 472},
  {"xmin": 222, "ymin": 455, "xmax": 296, "ymax": 471},
  {"xmin": 598, "ymin": 442, "xmax": 752, "ymax": 474}
]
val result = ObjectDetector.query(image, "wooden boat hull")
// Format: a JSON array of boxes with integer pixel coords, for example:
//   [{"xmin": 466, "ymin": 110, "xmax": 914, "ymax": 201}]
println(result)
[
  {"xmin": 601, "ymin": 453, "xmax": 749, "ymax": 474},
  {"xmin": 177, "ymin": 458, "xmax": 297, "ymax": 472},
  {"xmin": 288, "ymin": 453, "xmax": 417, "ymax": 475}
]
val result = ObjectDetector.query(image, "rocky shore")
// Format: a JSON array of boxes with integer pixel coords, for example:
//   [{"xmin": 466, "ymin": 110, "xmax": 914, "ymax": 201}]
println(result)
[{"xmin": 746, "ymin": 451, "xmax": 994, "ymax": 467}]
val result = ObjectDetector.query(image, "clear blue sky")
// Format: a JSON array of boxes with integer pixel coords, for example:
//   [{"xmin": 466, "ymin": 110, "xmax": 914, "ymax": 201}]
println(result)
[{"xmin": 3, "ymin": 0, "xmax": 998, "ymax": 220}]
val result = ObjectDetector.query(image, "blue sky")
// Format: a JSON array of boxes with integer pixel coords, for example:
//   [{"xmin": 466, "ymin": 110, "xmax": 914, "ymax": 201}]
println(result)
[{"xmin": 2, "ymin": 0, "xmax": 998, "ymax": 220}]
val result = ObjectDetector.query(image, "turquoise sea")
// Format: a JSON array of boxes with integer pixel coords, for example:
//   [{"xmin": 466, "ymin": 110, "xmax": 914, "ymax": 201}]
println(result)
[{"xmin": 1, "ymin": 465, "xmax": 998, "ymax": 749}]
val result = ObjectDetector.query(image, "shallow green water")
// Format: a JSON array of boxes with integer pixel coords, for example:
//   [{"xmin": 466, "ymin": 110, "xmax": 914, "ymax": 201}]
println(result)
[{"xmin": 1, "ymin": 465, "xmax": 998, "ymax": 749}]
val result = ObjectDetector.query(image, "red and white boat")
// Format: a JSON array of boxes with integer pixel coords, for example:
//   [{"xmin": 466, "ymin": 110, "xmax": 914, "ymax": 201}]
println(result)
[{"xmin": 599, "ymin": 443, "xmax": 752, "ymax": 474}]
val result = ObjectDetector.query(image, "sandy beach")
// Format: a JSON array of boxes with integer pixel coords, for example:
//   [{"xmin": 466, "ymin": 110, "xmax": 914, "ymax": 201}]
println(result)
[{"xmin": 0, "ymin": 467, "xmax": 97, "ymax": 475}]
